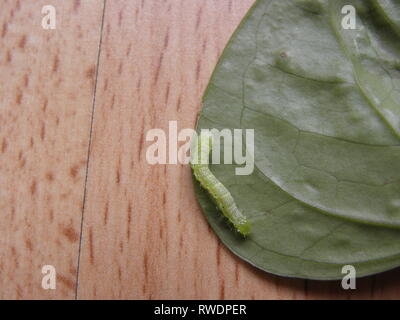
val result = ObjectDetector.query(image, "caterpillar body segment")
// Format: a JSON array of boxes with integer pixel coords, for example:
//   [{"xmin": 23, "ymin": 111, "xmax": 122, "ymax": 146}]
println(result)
[{"xmin": 190, "ymin": 132, "xmax": 251, "ymax": 236}]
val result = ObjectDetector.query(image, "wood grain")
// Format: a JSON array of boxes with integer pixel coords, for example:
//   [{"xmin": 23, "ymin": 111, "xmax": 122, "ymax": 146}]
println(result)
[
  {"xmin": 1, "ymin": 0, "xmax": 400, "ymax": 300},
  {"xmin": 77, "ymin": 0, "xmax": 304, "ymax": 299},
  {"xmin": 0, "ymin": 0, "xmax": 104, "ymax": 299}
]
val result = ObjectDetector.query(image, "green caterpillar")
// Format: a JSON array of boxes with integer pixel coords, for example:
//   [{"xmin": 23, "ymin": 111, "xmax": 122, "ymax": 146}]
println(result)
[{"xmin": 190, "ymin": 132, "xmax": 251, "ymax": 236}]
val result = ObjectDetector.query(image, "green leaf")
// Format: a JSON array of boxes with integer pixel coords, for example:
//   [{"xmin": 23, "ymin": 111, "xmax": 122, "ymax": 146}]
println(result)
[
  {"xmin": 194, "ymin": 0, "xmax": 400, "ymax": 279},
  {"xmin": 373, "ymin": 0, "xmax": 400, "ymax": 36}
]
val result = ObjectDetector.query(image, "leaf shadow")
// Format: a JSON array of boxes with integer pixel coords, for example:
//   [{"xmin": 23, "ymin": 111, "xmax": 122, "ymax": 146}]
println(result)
[{"xmin": 231, "ymin": 249, "xmax": 400, "ymax": 299}]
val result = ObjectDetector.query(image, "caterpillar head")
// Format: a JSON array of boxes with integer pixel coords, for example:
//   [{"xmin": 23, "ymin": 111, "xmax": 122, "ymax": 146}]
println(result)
[{"xmin": 236, "ymin": 220, "xmax": 251, "ymax": 237}]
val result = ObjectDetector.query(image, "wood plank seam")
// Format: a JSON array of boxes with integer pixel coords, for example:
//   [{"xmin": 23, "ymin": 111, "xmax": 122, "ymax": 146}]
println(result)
[{"xmin": 74, "ymin": 0, "xmax": 107, "ymax": 300}]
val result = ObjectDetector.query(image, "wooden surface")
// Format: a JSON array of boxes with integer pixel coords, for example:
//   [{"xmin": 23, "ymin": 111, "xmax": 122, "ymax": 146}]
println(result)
[{"xmin": 1, "ymin": 0, "xmax": 400, "ymax": 300}]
